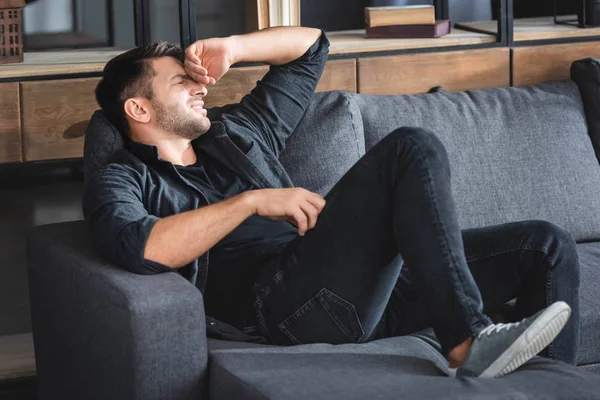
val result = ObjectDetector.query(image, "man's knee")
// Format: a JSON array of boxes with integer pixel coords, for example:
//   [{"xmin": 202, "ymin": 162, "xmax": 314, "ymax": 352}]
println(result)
[
  {"xmin": 528, "ymin": 220, "xmax": 579, "ymax": 273},
  {"xmin": 529, "ymin": 220, "xmax": 576, "ymax": 248},
  {"xmin": 383, "ymin": 127, "xmax": 449, "ymax": 165}
]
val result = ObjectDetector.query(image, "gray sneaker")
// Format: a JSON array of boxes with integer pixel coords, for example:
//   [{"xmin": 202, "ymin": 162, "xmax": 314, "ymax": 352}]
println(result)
[{"xmin": 457, "ymin": 301, "xmax": 571, "ymax": 378}]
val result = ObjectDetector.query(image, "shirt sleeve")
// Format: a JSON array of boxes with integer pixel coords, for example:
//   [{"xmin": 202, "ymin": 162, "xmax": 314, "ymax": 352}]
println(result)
[
  {"xmin": 219, "ymin": 30, "xmax": 330, "ymax": 157},
  {"xmin": 82, "ymin": 165, "xmax": 172, "ymax": 275}
]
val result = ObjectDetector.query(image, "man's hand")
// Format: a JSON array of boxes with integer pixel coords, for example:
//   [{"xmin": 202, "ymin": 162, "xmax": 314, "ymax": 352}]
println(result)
[
  {"xmin": 184, "ymin": 37, "xmax": 235, "ymax": 85},
  {"xmin": 245, "ymin": 188, "xmax": 326, "ymax": 236},
  {"xmin": 184, "ymin": 28, "xmax": 321, "ymax": 86}
]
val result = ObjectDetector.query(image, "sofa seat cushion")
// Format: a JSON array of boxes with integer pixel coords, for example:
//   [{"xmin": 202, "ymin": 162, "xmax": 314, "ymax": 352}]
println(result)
[
  {"xmin": 208, "ymin": 335, "xmax": 600, "ymax": 400},
  {"xmin": 575, "ymin": 241, "xmax": 600, "ymax": 366},
  {"xmin": 353, "ymin": 82, "xmax": 600, "ymax": 242}
]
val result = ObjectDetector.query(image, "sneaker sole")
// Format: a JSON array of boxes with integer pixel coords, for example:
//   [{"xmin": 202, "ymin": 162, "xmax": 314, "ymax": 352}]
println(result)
[{"xmin": 479, "ymin": 301, "xmax": 571, "ymax": 378}]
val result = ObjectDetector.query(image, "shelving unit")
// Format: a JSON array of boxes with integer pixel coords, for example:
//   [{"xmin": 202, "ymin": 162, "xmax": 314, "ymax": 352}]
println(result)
[
  {"xmin": 457, "ymin": 16, "xmax": 600, "ymax": 42},
  {"xmin": 0, "ymin": 28, "xmax": 499, "ymax": 80},
  {"xmin": 327, "ymin": 28, "xmax": 497, "ymax": 56}
]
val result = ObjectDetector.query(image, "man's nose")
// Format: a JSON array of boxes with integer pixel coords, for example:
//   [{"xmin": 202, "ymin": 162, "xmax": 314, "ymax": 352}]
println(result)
[{"xmin": 190, "ymin": 83, "xmax": 207, "ymax": 98}]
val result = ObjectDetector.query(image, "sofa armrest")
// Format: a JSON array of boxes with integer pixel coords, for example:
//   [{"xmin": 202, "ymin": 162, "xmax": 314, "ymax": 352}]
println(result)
[{"xmin": 27, "ymin": 221, "xmax": 207, "ymax": 400}]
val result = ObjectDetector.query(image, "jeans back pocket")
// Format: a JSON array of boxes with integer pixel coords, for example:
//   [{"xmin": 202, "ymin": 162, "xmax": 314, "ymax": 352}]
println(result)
[{"xmin": 277, "ymin": 288, "xmax": 365, "ymax": 345}]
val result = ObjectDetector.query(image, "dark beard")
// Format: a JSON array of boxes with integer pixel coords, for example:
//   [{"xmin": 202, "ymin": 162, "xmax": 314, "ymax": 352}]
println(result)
[{"xmin": 152, "ymin": 98, "xmax": 207, "ymax": 140}]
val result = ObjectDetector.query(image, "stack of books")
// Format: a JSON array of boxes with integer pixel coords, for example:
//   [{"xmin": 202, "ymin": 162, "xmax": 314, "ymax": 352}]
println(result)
[
  {"xmin": 246, "ymin": 0, "xmax": 301, "ymax": 32},
  {"xmin": 364, "ymin": 5, "xmax": 451, "ymax": 39}
]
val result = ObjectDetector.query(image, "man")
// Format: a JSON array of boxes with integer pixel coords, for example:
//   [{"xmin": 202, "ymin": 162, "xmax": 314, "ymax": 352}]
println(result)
[{"xmin": 84, "ymin": 27, "xmax": 580, "ymax": 378}]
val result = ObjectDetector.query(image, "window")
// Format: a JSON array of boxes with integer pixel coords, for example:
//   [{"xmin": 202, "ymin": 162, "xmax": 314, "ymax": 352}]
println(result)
[{"xmin": 22, "ymin": 0, "xmax": 135, "ymax": 51}]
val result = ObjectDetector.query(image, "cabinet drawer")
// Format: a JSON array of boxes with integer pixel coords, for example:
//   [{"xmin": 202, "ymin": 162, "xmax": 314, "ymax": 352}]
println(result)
[
  {"xmin": 205, "ymin": 59, "xmax": 356, "ymax": 108},
  {"xmin": 358, "ymin": 48, "xmax": 510, "ymax": 95},
  {"xmin": 21, "ymin": 78, "xmax": 100, "ymax": 161},
  {"xmin": 0, "ymin": 83, "xmax": 21, "ymax": 163},
  {"xmin": 513, "ymin": 42, "xmax": 600, "ymax": 86}
]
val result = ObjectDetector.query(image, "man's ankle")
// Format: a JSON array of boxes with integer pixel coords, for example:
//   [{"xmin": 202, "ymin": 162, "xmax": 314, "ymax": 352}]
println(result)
[{"xmin": 447, "ymin": 336, "xmax": 474, "ymax": 368}]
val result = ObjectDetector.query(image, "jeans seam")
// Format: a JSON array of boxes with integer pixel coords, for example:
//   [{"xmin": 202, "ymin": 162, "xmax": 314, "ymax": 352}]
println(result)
[
  {"xmin": 321, "ymin": 289, "xmax": 366, "ymax": 342},
  {"xmin": 276, "ymin": 291, "xmax": 322, "ymax": 345},
  {"xmin": 276, "ymin": 288, "xmax": 365, "ymax": 345},
  {"xmin": 403, "ymin": 134, "xmax": 481, "ymax": 330},
  {"xmin": 465, "ymin": 245, "xmax": 549, "ymax": 263},
  {"xmin": 546, "ymin": 266, "xmax": 555, "ymax": 359}
]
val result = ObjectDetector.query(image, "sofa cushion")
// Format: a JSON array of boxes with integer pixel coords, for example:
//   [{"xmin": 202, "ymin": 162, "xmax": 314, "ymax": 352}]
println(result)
[
  {"xmin": 208, "ymin": 335, "xmax": 600, "ymax": 400},
  {"xmin": 83, "ymin": 110, "xmax": 125, "ymax": 184},
  {"xmin": 279, "ymin": 91, "xmax": 366, "ymax": 196},
  {"xmin": 353, "ymin": 82, "xmax": 600, "ymax": 242},
  {"xmin": 574, "ymin": 241, "xmax": 600, "ymax": 366}
]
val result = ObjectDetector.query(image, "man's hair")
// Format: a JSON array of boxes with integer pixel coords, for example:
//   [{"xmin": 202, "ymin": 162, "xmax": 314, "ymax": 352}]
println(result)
[{"xmin": 95, "ymin": 42, "xmax": 184, "ymax": 136}]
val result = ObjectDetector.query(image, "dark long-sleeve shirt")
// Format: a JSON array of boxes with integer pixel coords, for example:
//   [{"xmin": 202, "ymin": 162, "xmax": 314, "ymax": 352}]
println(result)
[{"xmin": 82, "ymin": 32, "xmax": 329, "ymax": 333}]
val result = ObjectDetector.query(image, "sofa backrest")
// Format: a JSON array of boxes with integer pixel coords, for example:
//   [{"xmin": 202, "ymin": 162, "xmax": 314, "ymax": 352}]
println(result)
[
  {"xmin": 348, "ymin": 82, "xmax": 600, "ymax": 242},
  {"xmin": 279, "ymin": 91, "xmax": 366, "ymax": 196}
]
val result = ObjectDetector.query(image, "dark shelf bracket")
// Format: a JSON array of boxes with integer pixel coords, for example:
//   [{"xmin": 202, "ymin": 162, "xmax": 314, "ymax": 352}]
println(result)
[
  {"xmin": 179, "ymin": 0, "xmax": 197, "ymax": 51},
  {"xmin": 134, "ymin": 0, "xmax": 151, "ymax": 46}
]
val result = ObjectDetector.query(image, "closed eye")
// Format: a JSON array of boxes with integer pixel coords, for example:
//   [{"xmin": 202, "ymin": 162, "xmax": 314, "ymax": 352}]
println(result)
[{"xmin": 171, "ymin": 74, "xmax": 193, "ymax": 85}]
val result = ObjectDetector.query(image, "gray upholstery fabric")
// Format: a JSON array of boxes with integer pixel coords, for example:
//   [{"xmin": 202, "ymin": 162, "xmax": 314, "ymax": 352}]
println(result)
[
  {"xmin": 83, "ymin": 110, "xmax": 125, "ymax": 183},
  {"xmin": 27, "ymin": 221, "xmax": 208, "ymax": 400},
  {"xmin": 279, "ymin": 91, "xmax": 366, "ymax": 196},
  {"xmin": 353, "ymin": 82, "xmax": 600, "ymax": 242},
  {"xmin": 574, "ymin": 241, "xmax": 600, "ymax": 366},
  {"xmin": 209, "ymin": 335, "xmax": 600, "ymax": 400},
  {"xmin": 581, "ymin": 363, "xmax": 600, "ymax": 375}
]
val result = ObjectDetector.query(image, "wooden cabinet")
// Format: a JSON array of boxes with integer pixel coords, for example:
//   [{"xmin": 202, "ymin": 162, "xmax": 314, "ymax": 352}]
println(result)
[
  {"xmin": 21, "ymin": 78, "xmax": 100, "ymax": 161},
  {"xmin": 0, "ymin": 83, "xmax": 21, "ymax": 163},
  {"xmin": 513, "ymin": 42, "xmax": 600, "ymax": 86},
  {"xmin": 357, "ymin": 48, "xmax": 510, "ymax": 95},
  {"xmin": 205, "ymin": 59, "xmax": 356, "ymax": 108}
]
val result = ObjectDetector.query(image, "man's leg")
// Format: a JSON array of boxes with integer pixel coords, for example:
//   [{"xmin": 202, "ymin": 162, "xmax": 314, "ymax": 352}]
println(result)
[
  {"xmin": 383, "ymin": 220, "xmax": 581, "ymax": 365},
  {"xmin": 253, "ymin": 127, "xmax": 491, "ymax": 354}
]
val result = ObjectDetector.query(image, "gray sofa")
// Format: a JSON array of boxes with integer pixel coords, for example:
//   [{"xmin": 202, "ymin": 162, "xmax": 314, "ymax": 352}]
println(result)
[{"xmin": 27, "ymin": 59, "xmax": 600, "ymax": 399}]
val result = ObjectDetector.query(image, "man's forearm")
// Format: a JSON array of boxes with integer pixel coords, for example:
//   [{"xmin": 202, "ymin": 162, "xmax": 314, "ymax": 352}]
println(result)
[
  {"xmin": 229, "ymin": 27, "xmax": 322, "ymax": 66},
  {"xmin": 144, "ymin": 192, "xmax": 254, "ymax": 269}
]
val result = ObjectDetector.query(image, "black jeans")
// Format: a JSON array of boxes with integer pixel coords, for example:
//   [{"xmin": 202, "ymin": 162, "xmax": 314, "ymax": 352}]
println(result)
[{"xmin": 252, "ymin": 127, "xmax": 581, "ymax": 365}]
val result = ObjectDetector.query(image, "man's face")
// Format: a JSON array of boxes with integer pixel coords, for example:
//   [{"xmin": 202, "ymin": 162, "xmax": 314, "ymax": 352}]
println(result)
[{"xmin": 148, "ymin": 56, "xmax": 211, "ymax": 140}]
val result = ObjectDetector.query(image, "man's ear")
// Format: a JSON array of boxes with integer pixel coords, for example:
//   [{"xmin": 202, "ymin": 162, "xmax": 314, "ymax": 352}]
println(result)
[{"xmin": 124, "ymin": 97, "xmax": 151, "ymax": 124}]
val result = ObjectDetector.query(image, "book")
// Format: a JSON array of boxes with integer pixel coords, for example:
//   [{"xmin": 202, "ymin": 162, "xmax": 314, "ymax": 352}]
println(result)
[
  {"xmin": 365, "ymin": 5, "xmax": 435, "ymax": 28},
  {"xmin": 365, "ymin": 19, "xmax": 451, "ymax": 39}
]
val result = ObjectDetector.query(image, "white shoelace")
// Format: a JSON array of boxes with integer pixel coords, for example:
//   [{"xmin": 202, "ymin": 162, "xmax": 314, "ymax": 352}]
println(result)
[{"xmin": 478, "ymin": 318, "xmax": 526, "ymax": 339}]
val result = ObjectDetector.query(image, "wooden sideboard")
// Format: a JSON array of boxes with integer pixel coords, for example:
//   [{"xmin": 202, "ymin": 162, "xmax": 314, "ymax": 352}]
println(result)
[
  {"xmin": 0, "ymin": 27, "xmax": 599, "ymax": 164},
  {"xmin": 513, "ymin": 41, "xmax": 600, "ymax": 86}
]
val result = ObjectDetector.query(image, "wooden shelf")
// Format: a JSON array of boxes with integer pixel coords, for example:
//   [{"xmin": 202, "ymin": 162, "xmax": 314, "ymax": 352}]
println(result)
[
  {"xmin": 0, "ymin": 28, "xmax": 496, "ymax": 80},
  {"xmin": 0, "ymin": 48, "xmax": 127, "ymax": 80},
  {"xmin": 0, "ymin": 333, "xmax": 35, "ymax": 381},
  {"xmin": 457, "ymin": 16, "xmax": 600, "ymax": 42},
  {"xmin": 327, "ymin": 27, "xmax": 496, "ymax": 55}
]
